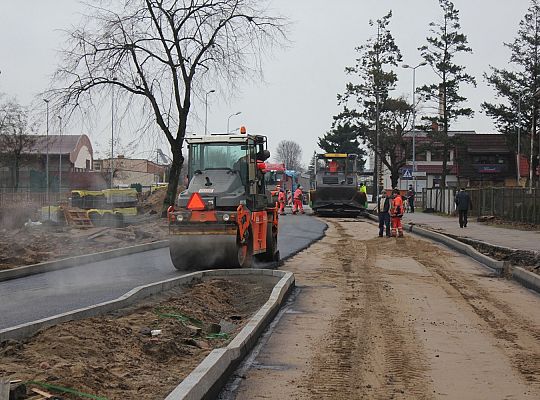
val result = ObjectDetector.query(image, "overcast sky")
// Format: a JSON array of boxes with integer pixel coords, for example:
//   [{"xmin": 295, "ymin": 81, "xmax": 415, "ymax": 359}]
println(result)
[{"xmin": 0, "ymin": 0, "xmax": 531, "ymax": 166}]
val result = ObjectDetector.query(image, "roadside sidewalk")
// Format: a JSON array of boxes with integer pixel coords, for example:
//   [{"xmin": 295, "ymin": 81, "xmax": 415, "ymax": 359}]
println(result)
[{"xmin": 403, "ymin": 212, "xmax": 540, "ymax": 252}]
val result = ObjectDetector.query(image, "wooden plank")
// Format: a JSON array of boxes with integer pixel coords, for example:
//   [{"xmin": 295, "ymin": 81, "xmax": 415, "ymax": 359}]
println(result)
[{"xmin": 31, "ymin": 388, "xmax": 54, "ymax": 398}]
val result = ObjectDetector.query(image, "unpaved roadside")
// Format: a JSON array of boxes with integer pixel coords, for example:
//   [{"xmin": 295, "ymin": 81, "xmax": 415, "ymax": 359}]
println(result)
[
  {"xmin": 0, "ymin": 276, "xmax": 275, "ymax": 400},
  {"xmin": 233, "ymin": 218, "xmax": 540, "ymax": 399},
  {"xmin": 0, "ymin": 218, "xmax": 168, "ymax": 271}
]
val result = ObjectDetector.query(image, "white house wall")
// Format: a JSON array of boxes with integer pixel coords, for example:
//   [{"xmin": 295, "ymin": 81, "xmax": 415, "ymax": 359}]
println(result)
[{"xmin": 74, "ymin": 145, "xmax": 92, "ymax": 170}]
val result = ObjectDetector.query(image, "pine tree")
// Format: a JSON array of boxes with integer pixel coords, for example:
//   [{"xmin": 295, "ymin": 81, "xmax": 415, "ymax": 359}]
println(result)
[
  {"xmin": 417, "ymin": 0, "xmax": 476, "ymax": 188},
  {"xmin": 318, "ymin": 123, "xmax": 366, "ymax": 165},
  {"xmin": 334, "ymin": 11, "xmax": 408, "ymax": 192},
  {"xmin": 482, "ymin": 0, "xmax": 540, "ymax": 184}
]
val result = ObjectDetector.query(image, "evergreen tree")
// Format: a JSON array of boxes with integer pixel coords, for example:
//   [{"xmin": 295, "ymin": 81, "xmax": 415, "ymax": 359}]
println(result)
[
  {"xmin": 482, "ymin": 0, "xmax": 540, "ymax": 183},
  {"xmin": 318, "ymin": 123, "xmax": 366, "ymax": 169},
  {"xmin": 417, "ymin": 0, "xmax": 476, "ymax": 188},
  {"xmin": 307, "ymin": 151, "xmax": 317, "ymax": 181}
]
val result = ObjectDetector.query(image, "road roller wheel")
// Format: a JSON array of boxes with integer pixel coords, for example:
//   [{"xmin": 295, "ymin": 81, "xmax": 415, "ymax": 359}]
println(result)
[
  {"xmin": 257, "ymin": 223, "xmax": 278, "ymax": 262},
  {"xmin": 169, "ymin": 234, "xmax": 249, "ymax": 271}
]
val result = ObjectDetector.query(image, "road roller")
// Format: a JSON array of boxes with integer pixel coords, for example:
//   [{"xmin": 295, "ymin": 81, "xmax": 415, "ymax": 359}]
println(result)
[{"xmin": 167, "ymin": 131, "xmax": 280, "ymax": 270}]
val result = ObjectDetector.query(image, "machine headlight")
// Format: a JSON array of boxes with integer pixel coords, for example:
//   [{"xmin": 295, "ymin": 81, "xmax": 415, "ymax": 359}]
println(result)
[
  {"xmin": 177, "ymin": 214, "xmax": 184, "ymax": 222},
  {"xmin": 222, "ymin": 213, "xmax": 230, "ymax": 222}
]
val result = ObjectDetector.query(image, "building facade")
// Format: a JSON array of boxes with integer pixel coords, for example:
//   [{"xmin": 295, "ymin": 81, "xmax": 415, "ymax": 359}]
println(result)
[
  {"xmin": 0, "ymin": 134, "xmax": 95, "ymax": 191},
  {"xmin": 382, "ymin": 131, "xmax": 522, "ymax": 190}
]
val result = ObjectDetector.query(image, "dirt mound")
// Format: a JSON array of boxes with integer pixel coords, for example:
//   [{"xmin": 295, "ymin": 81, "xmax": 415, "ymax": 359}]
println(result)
[
  {"xmin": 141, "ymin": 187, "xmax": 168, "ymax": 214},
  {"xmin": 0, "ymin": 277, "xmax": 274, "ymax": 400}
]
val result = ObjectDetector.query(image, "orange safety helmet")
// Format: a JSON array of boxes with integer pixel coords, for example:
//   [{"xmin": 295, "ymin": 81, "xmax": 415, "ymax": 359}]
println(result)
[{"xmin": 240, "ymin": 126, "xmax": 247, "ymax": 134}]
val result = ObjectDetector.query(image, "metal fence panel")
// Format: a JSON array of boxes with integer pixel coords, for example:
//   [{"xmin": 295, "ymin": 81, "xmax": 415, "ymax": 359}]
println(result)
[{"xmin": 424, "ymin": 187, "xmax": 539, "ymax": 224}]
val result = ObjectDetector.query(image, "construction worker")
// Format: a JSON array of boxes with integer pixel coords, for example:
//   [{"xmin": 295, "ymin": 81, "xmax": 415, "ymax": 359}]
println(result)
[
  {"xmin": 277, "ymin": 185, "xmax": 286, "ymax": 215},
  {"xmin": 328, "ymin": 159, "xmax": 339, "ymax": 173},
  {"xmin": 292, "ymin": 185, "xmax": 305, "ymax": 214},
  {"xmin": 359, "ymin": 182, "xmax": 368, "ymax": 208},
  {"xmin": 378, "ymin": 189, "xmax": 391, "ymax": 237},
  {"xmin": 390, "ymin": 188, "xmax": 404, "ymax": 237}
]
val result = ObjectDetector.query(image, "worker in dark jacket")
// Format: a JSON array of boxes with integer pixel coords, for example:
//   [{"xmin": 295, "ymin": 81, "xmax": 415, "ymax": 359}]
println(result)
[
  {"xmin": 455, "ymin": 187, "xmax": 473, "ymax": 228},
  {"xmin": 377, "ymin": 189, "xmax": 391, "ymax": 237}
]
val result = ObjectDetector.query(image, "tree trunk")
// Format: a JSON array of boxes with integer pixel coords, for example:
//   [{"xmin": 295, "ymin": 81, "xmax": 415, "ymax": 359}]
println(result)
[
  {"xmin": 14, "ymin": 157, "xmax": 20, "ymax": 190},
  {"xmin": 163, "ymin": 143, "xmax": 184, "ymax": 215},
  {"xmin": 441, "ymin": 145, "xmax": 448, "ymax": 189},
  {"xmin": 390, "ymin": 169, "xmax": 399, "ymax": 189}
]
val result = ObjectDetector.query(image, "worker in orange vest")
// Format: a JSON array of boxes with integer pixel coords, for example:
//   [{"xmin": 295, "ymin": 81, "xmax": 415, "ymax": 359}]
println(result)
[
  {"xmin": 277, "ymin": 185, "xmax": 286, "ymax": 215},
  {"xmin": 390, "ymin": 188, "xmax": 404, "ymax": 237},
  {"xmin": 292, "ymin": 185, "xmax": 305, "ymax": 215}
]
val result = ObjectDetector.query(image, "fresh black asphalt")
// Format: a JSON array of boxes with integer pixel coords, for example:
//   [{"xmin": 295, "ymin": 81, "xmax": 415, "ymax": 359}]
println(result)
[{"xmin": 0, "ymin": 214, "xmax": 326, "ymax": 329}]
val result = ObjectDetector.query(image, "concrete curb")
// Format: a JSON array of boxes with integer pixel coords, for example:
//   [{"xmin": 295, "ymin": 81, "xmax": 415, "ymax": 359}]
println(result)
[
  {"xmin": 512, "ymin": 267, "xmax": 540, "ymax": 293},
  {"xmin": 0, "ymin": 240, "xmax": 170, "ymax": 283},
  {"xmin": 364, "ymin": 214, "xmax": 504, "ymax": 274},
  {"xmin": 164, "ymin": 270, "xmax": 294, "ymax": 400},
  {"xmin": 0, "ymin": 268, "xmax": 292, "ymax": 343}
]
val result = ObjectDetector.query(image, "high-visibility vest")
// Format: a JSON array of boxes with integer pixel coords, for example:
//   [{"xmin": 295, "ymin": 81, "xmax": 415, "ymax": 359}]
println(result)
[{"xmin": 391, "ymin": 195, "xmax": 403, "ymax": 216}]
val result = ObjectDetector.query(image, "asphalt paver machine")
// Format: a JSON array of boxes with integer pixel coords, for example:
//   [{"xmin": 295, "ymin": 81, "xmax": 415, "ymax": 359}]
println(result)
[
  {"xmin": 167, "ymin": 132, "xmax": 280, "ymax": 270},
  {"xmin": 311, "ymin": 153, "xmax": 367, "ymax": 216}
]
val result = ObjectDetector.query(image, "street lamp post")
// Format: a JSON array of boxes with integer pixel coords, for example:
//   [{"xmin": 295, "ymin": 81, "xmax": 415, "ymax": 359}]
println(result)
[
  {"xmin": 375, "ymin": 92, "xmax": 381, "ymax": 196},
  {"xmin": 227, "ymin": 111, "xmax": 242, "ymax": 133},
  {"xmin": 403, "ymin": 62, "xmax": 427, "ymax": 193},
  {"xmin": 43, "ymin": 99, "xmax": 50, "ymax": 201},
  {"xmin": 57, "ymin": 116, "xmax": 63, "ymax": 193},
  {"xmin": 110, "ymin": 80, "xmax": 117, "ymax": 189},
  {"xmin": 517, "ymin": 91, "xmax": 522, "ymax": 184},
  {"xmin": 205, "ymin": 89, "xmax": 216, "ymax": 135}
]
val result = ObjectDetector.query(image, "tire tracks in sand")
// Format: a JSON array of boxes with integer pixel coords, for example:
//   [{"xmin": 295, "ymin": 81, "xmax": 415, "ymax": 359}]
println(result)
[
  {"xmin": 305, "ymin": 220, "xmax": 432, "ymax": 399},
  {"xmin": 374, "ymin": 231, "xmax": 540, "ymax": 388}
]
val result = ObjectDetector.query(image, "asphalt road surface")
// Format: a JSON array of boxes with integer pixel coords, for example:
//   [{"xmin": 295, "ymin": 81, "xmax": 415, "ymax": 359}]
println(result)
[
  {"xmin": 230, "ymin": 218, "xmax": 540, "ymax": 399},
  {"xmin": 0, "ymin": 213, "xmax": 325, "ymax": 330}
]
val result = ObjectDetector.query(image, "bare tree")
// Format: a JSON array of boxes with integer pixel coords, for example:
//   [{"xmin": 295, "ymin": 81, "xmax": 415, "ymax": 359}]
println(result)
[
  {"xmin": 0, "ymin": 100, "xmax": 38, "ymax": 190},
  {"xmin": 47, "ymin": 0, "xmax": 288, "ymax": 208},
  {"xmin": 276, "ymin": 140, "xmax": 303, "ymax": 171}
]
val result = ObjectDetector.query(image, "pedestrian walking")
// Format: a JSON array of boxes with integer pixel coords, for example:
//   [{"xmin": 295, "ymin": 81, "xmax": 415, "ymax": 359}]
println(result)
[
  {"xmin": 455, "ymin": 187, "xmax": 473, "ymax": 228},
  {"xmin": 407, "ymin": 184, "xmax": 416, "ymax": 213},
  {"xmin": 292, "ymin": 185, "xmax": 305, "ymax": 214},
  {"xmin": 377, "ymin": 189, "xmax": 391, "ymax": 237},
  {"xmin": 390, "ymin": 188, "xmax": 404, "ymax": 237}
]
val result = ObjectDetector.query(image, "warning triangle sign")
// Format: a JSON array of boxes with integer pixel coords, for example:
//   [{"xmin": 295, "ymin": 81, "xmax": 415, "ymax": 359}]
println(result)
[
  {"xmin": 187, "ymin": 193, "xmax": 206, "ymax": 210},
  {"xmin": 403, "ymin": 169, "xmax": 413, "ymax": 178}
]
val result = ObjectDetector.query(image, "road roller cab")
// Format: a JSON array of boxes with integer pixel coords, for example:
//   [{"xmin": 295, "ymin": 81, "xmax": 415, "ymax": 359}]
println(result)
[{"xmin": 168, "ymin": 132, "xmax": 280, "ymax": 270}]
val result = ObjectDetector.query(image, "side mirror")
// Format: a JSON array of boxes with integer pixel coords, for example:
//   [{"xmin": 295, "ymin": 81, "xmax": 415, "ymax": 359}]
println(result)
[{"xmin": 257, "ymin": 149, "xmax": 271, "ymax": 161}]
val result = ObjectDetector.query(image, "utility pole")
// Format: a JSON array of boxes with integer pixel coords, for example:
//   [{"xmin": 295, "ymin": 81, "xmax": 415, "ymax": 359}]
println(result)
[
  {"xmin": 57, "ymin": 116, "xmax": 63, "ymax": 193},
  {"xmin": 532, "ymin": 88, "xmax": 540, "ymax": 190},
  {"xmin": 43, "ymin": 99, "xmax": 50, "ymax": 214},
  {"xmin": 204, "ymin": 89, "xmax": 215, "ymax": 135}
]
